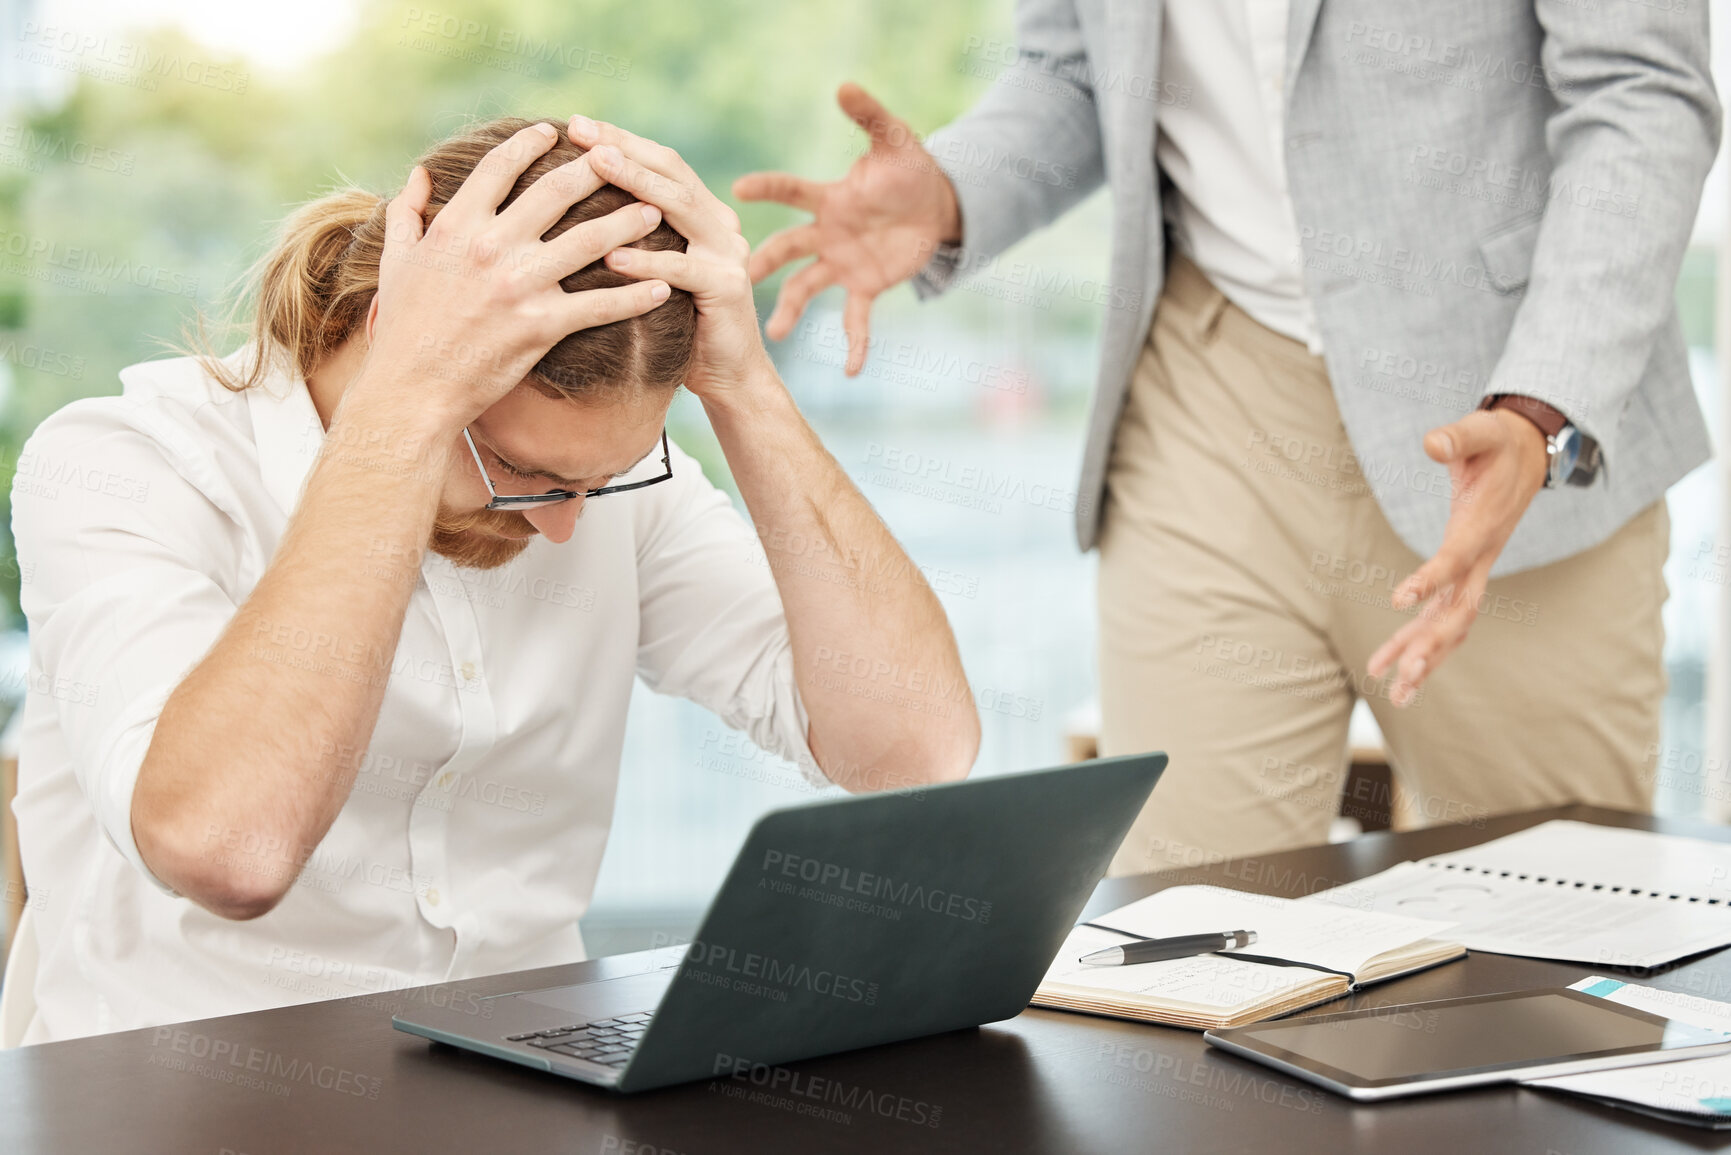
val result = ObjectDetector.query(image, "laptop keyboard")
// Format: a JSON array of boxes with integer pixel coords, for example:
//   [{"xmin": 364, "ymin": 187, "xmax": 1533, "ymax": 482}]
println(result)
[{"xmin": 504, "ymin": 1013, "xmax": 653, "ymax": 1066}]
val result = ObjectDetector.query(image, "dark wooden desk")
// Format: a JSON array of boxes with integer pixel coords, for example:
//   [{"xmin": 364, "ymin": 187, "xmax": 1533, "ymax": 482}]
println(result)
[{"xmin": 7, "ymin": 805, "xmax": 1731, "ymax": 1154}]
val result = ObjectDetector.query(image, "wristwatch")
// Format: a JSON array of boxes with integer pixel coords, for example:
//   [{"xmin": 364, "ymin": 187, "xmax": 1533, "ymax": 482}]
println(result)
[{"xmin": 1478, "ymin": 394, "xmax": 1601, "ymax": 488}]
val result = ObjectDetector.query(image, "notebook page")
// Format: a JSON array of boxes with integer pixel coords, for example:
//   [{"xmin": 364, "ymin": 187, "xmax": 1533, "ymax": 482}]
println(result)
[
  {"xmin": 1426, "ymin": 820, "xmax": 1731, "ymax": 901},
  {"xmin": 1041, "ymin": 925, "xmax": 1324, "ymax": 1011},
  {"xmin": 1089, "ymin": 885, "xmax": 1455, "ymax": 976},
  {"xmin": 1315, "ymin": 861, "xmax": 1731, "ymax": 967},
  {"xmin": 1526, "ymin": 977, "xmax": 1731, "ymax": 1118}
]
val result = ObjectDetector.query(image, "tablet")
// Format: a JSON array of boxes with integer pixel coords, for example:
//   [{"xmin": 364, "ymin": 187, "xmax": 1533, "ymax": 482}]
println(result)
[{"xmin": 1204, "ymin": 988, "xmax": 1731, "ymax": 1101}]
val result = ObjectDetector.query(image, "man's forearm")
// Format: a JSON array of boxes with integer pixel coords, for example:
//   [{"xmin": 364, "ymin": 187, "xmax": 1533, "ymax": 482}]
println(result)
[
  {"xmin": 134, "ymin": 384, "xmax": 455, "ymax": 918},
  {"xmin": 702, "ymin": 364, "xmax": 980, "ymax": 791}
]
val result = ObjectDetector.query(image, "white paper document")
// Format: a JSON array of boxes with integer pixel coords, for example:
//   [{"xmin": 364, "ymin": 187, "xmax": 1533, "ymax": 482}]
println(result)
[
  {"xmin": 1526, "ymin": 977, "xmax": 1731, "ymax": 1126},
  {"xmin": 1088, "ymin": 884, "xmax": 1455, "ymax": 976},
  {"xmin": 1426, "ymin": 820, "xmax": 1731, "ymax": 901},
  {"xmin": 1310, "ymin": 822, "xmax": 1731, "ymax": 968}
]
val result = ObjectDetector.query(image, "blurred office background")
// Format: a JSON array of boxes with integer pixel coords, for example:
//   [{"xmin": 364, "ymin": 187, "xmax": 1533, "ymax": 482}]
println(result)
[{"xmin": 0, "ymin": 0, "xmax": 1726, "ymax": 963}]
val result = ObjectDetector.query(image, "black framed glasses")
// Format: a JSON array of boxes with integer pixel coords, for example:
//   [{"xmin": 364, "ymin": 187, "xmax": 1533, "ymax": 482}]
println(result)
[{"xmin": 462, "ymin": 427, "xmax": 673, "ymax": 510}]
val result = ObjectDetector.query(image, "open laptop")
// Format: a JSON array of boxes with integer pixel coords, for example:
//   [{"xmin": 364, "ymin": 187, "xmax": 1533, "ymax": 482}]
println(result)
[{"xmin": 393, "ymin": 753, "xmax": 1166, "ymax": 1092}]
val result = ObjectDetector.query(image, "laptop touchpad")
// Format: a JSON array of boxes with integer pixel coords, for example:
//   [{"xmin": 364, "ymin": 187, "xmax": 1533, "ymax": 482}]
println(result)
[{"xmin": 513, "ymin": 972, "xmax": 673, "ymax": 1019}]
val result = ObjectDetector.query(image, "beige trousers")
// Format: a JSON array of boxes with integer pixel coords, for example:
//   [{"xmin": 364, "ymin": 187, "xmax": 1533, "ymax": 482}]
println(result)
[{"xmin": 1098, "ymin": 254, "xmax": 1669, "ymax": 877}]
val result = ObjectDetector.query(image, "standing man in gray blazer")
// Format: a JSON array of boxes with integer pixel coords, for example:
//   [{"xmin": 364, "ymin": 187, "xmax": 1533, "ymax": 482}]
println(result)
[{"xmin": 736, "ymin": 1, "xmax": 1720, "ymax": 873}]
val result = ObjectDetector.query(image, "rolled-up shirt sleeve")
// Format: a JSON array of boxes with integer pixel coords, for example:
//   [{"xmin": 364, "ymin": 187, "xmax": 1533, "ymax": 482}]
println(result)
[
  {"xmin": 631, "ymin": 441, "xmax": 825, "ymax": 787},
  {"xmin": 13, "ymin": 400, "xmax": 247, "ymax": 894}
]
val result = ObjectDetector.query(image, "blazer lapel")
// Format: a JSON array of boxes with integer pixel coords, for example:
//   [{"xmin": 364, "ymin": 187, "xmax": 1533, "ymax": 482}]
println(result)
[{"xmin": 1285, "ymin": 0, "xmax": 1324, "ymax": 101}]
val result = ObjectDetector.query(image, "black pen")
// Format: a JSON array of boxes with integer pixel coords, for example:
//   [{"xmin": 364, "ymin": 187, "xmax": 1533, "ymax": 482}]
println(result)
[{"xmin": 1079, "ymin": 930, "xmax": 1257, "ymax": 966}]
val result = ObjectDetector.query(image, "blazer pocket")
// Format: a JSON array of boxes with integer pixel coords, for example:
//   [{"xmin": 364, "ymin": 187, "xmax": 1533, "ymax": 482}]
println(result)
[{"xmin": 1477, "ymin": 213, "xmax": 1544, "ymax": 296}]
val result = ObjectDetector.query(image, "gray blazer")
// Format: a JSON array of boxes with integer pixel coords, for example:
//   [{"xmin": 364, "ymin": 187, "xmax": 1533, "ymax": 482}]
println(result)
[{"xmin": 914, "ymin": 0, "xmax": 1720, "ymax": 570}]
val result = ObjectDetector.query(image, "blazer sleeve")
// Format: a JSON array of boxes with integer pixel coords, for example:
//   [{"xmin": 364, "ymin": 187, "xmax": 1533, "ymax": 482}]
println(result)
[
  {"xmin": 1483, "ymin": 0, "xmax": 1721, "ymax": 470},
  {"xmin": 914, "ymin": 0, "xmax": 1108, "ymax": 297}
]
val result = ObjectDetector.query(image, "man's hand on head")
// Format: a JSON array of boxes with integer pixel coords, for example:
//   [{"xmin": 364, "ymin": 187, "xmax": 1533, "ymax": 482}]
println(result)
[
  {"xmin": 358, "ymin": 120, "xmax": 671, "ymax": 431},
  {"xmin": 1367, "ymin": 407, "xmax": 1548, "ymax": 706},
  {"xmin": 568, "ymin": 115, "xmax": 778, "ymax": 404}
]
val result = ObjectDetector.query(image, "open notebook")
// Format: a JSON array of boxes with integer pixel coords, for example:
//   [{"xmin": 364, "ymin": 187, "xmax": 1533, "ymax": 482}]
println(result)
[
  {"xmin": 1032, "ymin": 885, "xmax": 1464, "ymax": 1030},
  {"xmin": 1310, "ymin": 820, "xmax": 1731, "ymax": 968}
]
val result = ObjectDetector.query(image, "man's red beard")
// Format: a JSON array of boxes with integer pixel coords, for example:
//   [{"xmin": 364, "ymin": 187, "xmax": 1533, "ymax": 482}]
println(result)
[{"xmin": 428, "ymin": 505, "xmax": 538, "ymax": 570}]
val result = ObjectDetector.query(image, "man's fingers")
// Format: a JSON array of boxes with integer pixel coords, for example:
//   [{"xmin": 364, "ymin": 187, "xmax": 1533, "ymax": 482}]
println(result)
[
  {"xmin": 551, "ymin": 279, "xmax": 671, "ymax": 339},
  {"xmin": 1368, "ymin": 613, "xmax": 1424, "ymax": 678},
  {"xmin": 586, "ymin": 144, "xmax": 732, "ymax": 251},
  {"xmin": 733, "ymin": 172, "xmax": 824, "ymax": 213},
  {"xmin": 603, "ymin": 246, "xmax": 722, "ymax": 296},
  {"xmin": 1424, "ymin": 411, "xmax": 1505, "ymax": 464},
  {"xmin": 445, "ymin": 122, "xmax": 560, "ymax": 219},
  {"xmin": 837, "ymin": 81, "xmax": 910, "ymax": 151},
  {"xmin": 765, "ymin": 260, "xmax": 836, "ymax": 342},
  {"xmin": 503, "ymin": 155, "xmax": 606, "ymax": 239},
  {"xmin": 383, "ymin": 165, "xmax": 432, "ymax": 253},
  {"xmin": 1368, "ymin": 601, "xmax": 1447, "ymax": 706},
  {"xmin": 570, "ymin": 118, "xmax": 739, "ymax": 230},
  {"xmin": 569, "ymin": 115, "xmax": 690, "ymax": 183},
  {"xmin": 842, "ymin": 291, "xmax": 875, "ymax": 376},
  {"xmin": 1392, "ymin": 534, "xmax": 1484, "ymax": 610},
  {"xmin": 1374, "ymin": 556, "xmax": 1493, "ymax": 705},
  {"xmin": 538, "ymin": 202, "xmax": 662, "ymax": 282},
  {"xmin": 746, "ymin": 223, "xmax": 820, "ymax": 283},
  {"xmin": 1394, "ymin": 579, "xmax": 1486, "ymax": 704}
]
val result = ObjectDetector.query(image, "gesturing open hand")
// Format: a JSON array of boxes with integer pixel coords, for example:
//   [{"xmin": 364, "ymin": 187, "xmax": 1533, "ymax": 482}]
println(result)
[
  {"xmin": 732, "ymin": 83, "xmax": 962, "ymax": 376},
  {"xmin": 1368, "ymin": 408, "xmax": 1549, "ymax": 706}
]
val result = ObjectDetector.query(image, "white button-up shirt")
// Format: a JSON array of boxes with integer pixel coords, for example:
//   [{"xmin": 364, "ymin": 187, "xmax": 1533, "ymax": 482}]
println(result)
[
  {"xmin": 9, "ymin": 351, "xmax": 820, "ymax": 1043},
  {"xmin": 1157, "ymin": 0, "xmax": 1322, "ymax": 350}
]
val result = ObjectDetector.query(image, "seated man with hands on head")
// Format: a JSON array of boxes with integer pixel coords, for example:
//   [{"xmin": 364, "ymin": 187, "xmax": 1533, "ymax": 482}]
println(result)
[{"xmin": 4, "ymin": 115, "xmax": 979, "ymax": 1045}]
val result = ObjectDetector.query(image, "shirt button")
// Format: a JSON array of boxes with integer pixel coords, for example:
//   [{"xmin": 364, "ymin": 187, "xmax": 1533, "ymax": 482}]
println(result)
[
  {"xmin": 438, "ymin": 772, "xmax": 454, "ymax": 788},
  {"xmin": 460, "ymin": 661, "xmax": 477, "ymax": 681},
  {"xmin": 426, "ymin": 887, "xmax": 441, "ymax": 907}
]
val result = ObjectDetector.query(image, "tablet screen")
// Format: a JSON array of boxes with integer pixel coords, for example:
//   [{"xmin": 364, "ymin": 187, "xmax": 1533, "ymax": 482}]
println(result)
[{"xmin": 1227, "ymin": 990, "xmax": 1717, "ymax": 1083}]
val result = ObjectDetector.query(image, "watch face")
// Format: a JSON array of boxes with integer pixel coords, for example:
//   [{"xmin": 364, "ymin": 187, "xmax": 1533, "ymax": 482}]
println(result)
[{"xmin": 1550, "ymin": 427, "xmax": 1582, "ymax": 486}]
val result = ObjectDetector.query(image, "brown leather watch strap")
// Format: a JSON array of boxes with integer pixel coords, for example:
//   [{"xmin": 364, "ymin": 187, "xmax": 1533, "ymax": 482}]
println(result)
[{"xmin": 1480, "ymin": 393, "xmax": 1570, "ymax": 439}]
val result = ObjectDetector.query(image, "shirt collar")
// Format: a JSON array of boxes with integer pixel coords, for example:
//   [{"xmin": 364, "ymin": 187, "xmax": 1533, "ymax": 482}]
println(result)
[{"xmin": 244, "ymin": 351, "xmax": 327, "ymax": 520}]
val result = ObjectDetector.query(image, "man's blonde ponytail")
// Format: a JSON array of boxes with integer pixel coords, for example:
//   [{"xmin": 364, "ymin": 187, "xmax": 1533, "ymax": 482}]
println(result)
[{"xmin": 191, "ymin": 187, "xmax": 387, "ymax": 392}]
